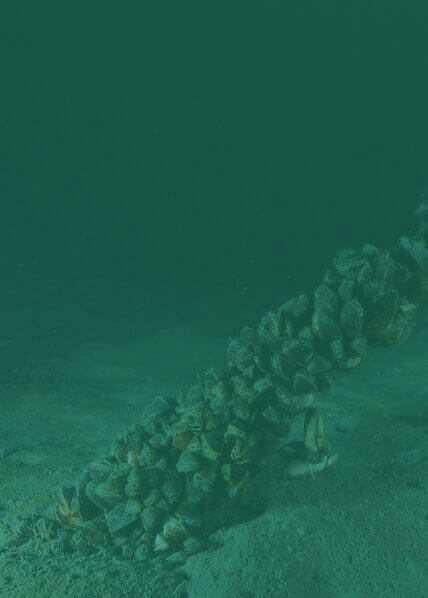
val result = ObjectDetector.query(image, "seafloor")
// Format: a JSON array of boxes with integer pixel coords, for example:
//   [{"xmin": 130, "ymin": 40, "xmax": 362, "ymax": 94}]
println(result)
[{"xmin": 0, "ymin": 303, "xmax": 427, "ymax": 598}]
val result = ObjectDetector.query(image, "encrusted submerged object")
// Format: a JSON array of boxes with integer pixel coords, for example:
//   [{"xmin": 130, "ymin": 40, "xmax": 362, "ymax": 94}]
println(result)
[{"xmin": 36, "ymin": 198, "xmax": 428, "ymax": 563}]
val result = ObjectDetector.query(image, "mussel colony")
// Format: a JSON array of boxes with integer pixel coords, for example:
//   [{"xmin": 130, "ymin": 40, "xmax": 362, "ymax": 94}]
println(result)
[{"xmin": 35, "ymin": 198, "xmax": 428, "ymax": 566}]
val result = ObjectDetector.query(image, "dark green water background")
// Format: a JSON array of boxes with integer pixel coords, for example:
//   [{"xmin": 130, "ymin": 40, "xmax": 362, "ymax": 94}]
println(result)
[{"xmin": 1, "ymin": 2, "xmax": 428, "ymax": 338}]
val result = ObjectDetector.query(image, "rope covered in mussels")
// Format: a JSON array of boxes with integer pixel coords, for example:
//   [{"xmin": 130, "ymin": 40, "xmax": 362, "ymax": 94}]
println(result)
[{"xmin": 37, "ymin": 197, "xmax": 428, "ymax": 564}]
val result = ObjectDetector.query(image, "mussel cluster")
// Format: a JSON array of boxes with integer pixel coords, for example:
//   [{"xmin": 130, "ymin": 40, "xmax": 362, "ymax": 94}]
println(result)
[{"xmin": 36, "ymin": 197, "xmax": 428, "ymax": 564}]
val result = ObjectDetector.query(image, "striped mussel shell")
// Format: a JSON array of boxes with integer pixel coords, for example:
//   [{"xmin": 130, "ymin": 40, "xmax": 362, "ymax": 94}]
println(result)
[
  {"xmin": 204, "ymin": 408, "xmax": 220, "ymax": 431},
  {"xmin": 183, "ymin": 536, "xmax": 204, "ymax": 555},
  {"xmin": 316, "ymin": 371, "xmax": 334, "ymax": 391},
  {"xmin": 87, "ymin": 457, "xmax": 116, "ymax": 482},
  {"xmin": 209, "ymin": 393, "xmax": 229, "ymax": 416},
  {"xmin": 162, "ymin": 473, "xmax": 182, "ymax": 504},
  {"xmin": 293, "ymin": 369, "xmax": 317, "ymax": 394},
  {"xmin": 85, "ymin": 477, "xmax": 124, "ymax": 511},
  {"xmin": 174, "ymin": 500, "xmax": 202, "ymax": 528},
  {"xmin": 143, "ymin": 489, "xmax": 161, "ymax": 508},
  {"xmin": 141, "ymin": 395, "xmax": 173, "ymax": 429},
  {"xmin": 333, "ymin": 249, "xmax": 365, "ymax": 276},
  {"xmin": 228, "ymin": 339, "xmax": 253, "ymax": 372},
  {"xmin": 361, "ymin": 280, "xmax": 384, "ymax": 301},
  {"xmin": 278, "ymin": 293, "xmax": 309, "ymax": 320},
  {"xmin": 399, "ymin": 236, "xmax": 428, "ymax": 272},
  {"xmin": 224, "ymin": 420, "xmax": 247, "ymax": 443},
  {"xmin": 231, "ymin": 374, "xmax": 256, "ymax": 402},
  {"xmin": 361, "ymin": 243, "xmax": 380, "ymax": 260},
  {"xmin": 140, "ymin": 507, "xmax": 163, "ymax": 533},
  {"xmin": 312, "ymin": 311, "xmax": 342, "ymax": 341},
  {"xmin": 112, "ymin": 437, "xmax": 128, "ymax": 464},
  {"xmin": 374, "ymin": 250, "xmax": 396, "ymax": 288},
  {"xmin": 176, "ymin": 450, "xmax": 200, "ymax": 474},
  {"xmin": 337, "ymin": 276, "xmax": 355, "ymax": 302},
  {"xmin": 154, "ymin": 533, "xmax": 169, "ymax": 553},
  {"xmin": 297, "ymin": 326, "xmax": 314, "ymax": 344},
  {"xmin": 264, "ymin": 310, "xmax": 281, "ymax": 337},
  {"xmin": 329, "ymin": 339, "xmax": 346, "ymax": 368},
  {"xmin": 307, "ymin": 354, "xmax": 333, "ymax": 375},
  {"xmin": 125, "ymin": 498, "xmax": 143, "ymax": 514},
  {"xmin": 180, "ymin": 383, "xmax": 204, "ymax": 409},
  {"xmin": 252, "ymin": 376, "xmax": 275, "ymax": 406},
  {"xmin": 350, "ymin": 335, "xmax": 367, "ymax": 357},
  {"xmin": 209, "ymin": 378, "xmax": 232, "ymax": 400},
  {"xmin": 175, "ymin": 405, "xmax": 204, "ymax": 435},
  {"xmin": 124, "ymin": 465, "xmax": 143, "ymax": 499},
  {"xmin": 192, "ymin": 464, "xmax": 217, "ymax": 493},
  {"xmin": 379, "ymin": 318, "xmax": 415, "ymax": 345},
  {"xmin": 366, "ymin": 288, "xmax": 400, "ymax": 340},
  {"xmin": 271, "ymin": 352, "xmax": 294, "ymax": 382},
  {"xmin": 186, "ymin": 435, "xmax": 202, "ymax": 453},
  {"xmin": 221, "ymin": 464, "xmax": 250, "ymax": 498},
  {"xmin": 142, "ymin": 465, "xmax": 161, "ymax": 489},
  {"xmin": 415, "ymin": 197, "xmax": 428, "ymax": 219},
  {"xmin": 287, "ymin": 391, "xmax": 314, "ymax": 415},
  {"xmin": 339, "ymin": 298, "xmax": 364, "ymax": 338},
  {"xmin": 240, "ymin": 326, "xmax": 260, "ymax": 349},
  {"xmin": 262, "ymin": 404, "xmax": 282, "ymax": 425},
  {"xmin": 200, "ymin": 429, "xmax": 224, "ymax": 460},
  {"xmin": 271, "ymin": 378, "xmax": 293, "ymax": 409},
  {"xmin": 314, "ymin": 283, "xmax": 338, "ymax": 316},
  {"xmin": 139, "ymin": 442, "xmax": 158, "ymax": 467},
  {"xmin": 282, "ymin": 338, "xmax": 314, "ymax": 367},
  {"xmin": 124, "ymin": 426, "xmax": 145, "ymax": 459},
  {"xmin": 356, "ymin": 260, "xmax": 373, "ymax": 286},
  {"xmin": 241, "ymin": 363, "xmax": 262, "ymax": 380},
  {"xmin": 323, "ymin": 268, "xmax": 338, "ymax": 285},
  {"xmin": 148, "ymin": 433, "xmax": 169, "ymax": 449},
  {"xmin": 257, "ymin": 312, "xmax": 280, "ymax": 341},
  {"xmin": 165, "ymin": 551, "xmax": 187, "ymax": 567},
  {"xmin": 230, "ymin": 438, "xmax": 250, "ymax": 463},
  {"xmin": 231, "ymin": 397, "xmax": 251, "ymax": 421},
  {"xmin": 204, "ymin": 367, "xmax": 227, "ymax": 389},
  {"xmin": 399, "ymin": 301, "xmax": 418, "ymax": 320},
  {"xmin": 277, "ymin": 311, "xmax": 294, "ymax": 338}
]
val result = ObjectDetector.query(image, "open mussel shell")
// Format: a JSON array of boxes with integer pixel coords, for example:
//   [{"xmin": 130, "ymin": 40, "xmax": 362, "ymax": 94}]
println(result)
[{"xmin": 304, "ymin": 408, "xmax": 326, "ymax": 453}]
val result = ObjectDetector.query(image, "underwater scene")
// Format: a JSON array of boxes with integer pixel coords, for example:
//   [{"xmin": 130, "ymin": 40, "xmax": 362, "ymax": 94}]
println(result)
[{"xmin": 1, "ymin": 4, "xmax": 428, "ymax": 598}]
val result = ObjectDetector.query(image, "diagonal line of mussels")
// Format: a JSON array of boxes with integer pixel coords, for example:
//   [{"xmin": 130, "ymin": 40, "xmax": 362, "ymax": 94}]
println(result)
[{"xmin": 35, "ymin": 198, "xmax": 428, "ymax": 566}]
